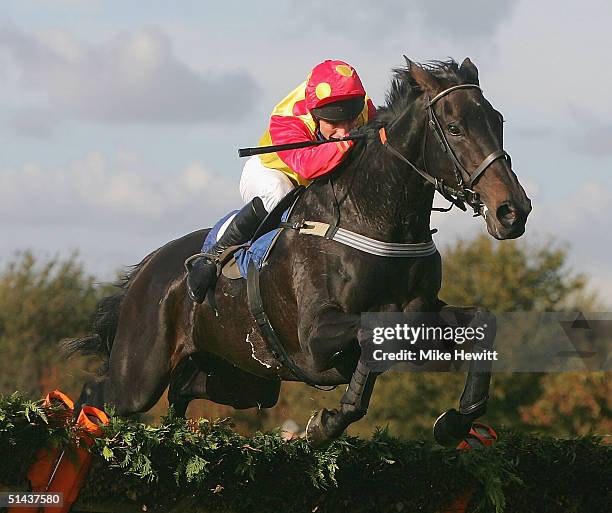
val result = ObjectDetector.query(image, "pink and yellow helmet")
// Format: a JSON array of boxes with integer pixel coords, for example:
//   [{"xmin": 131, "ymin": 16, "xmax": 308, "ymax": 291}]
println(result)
[{"xmin": 305, "ymin": 60, "xmax": 366, "ymax": 121}]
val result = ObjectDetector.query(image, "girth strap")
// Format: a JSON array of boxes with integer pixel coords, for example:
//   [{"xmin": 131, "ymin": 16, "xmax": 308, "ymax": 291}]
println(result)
[
  {"xmin": 296, "ymin": 220, "xmax": 438, "ymax": 258},
  {"xmin": 246, "ymin": 260, "xmax": 320, "ymax": 386}
]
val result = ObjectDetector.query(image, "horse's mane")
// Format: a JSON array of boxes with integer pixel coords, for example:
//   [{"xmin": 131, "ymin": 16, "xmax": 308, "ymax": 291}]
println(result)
[{"xmin": 375, "ymin": 59, "xmax": 466, "ymax": 123}]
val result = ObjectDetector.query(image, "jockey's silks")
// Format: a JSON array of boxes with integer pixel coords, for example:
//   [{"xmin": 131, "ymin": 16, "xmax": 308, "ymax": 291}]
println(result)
[{"xmin": 258, "ymin": 70, "xmax": 376, "ymax": 185}]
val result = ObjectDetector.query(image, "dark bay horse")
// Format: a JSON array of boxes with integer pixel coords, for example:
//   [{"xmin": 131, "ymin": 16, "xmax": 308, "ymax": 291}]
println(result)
[{"xmin": 65, "ymin": 57, "xmax": 531, "ymax": 447}]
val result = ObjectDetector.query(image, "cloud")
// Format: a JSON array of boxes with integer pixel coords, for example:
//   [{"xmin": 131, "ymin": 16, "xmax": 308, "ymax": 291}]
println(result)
[
  {"xmin": 485, "ymin": 1, "xmax": 612, "ymax": 120},
  {"xmin": 7, "ymin": 106, "xmax": 58, "ymax": 138},
  {"xmin": 533, "ymin": 182, "xmax": 612, "ymax": 305},
  {"xmin": 0, "ymin": 148, "xmax": 244, "ymax": 281},
  {"xmin": 564, "ymin": 110, "xmax": 612, "ymax": 157},
  {"xmin": 568, "ymin": 123, "xmax": 612, "ymax": 157},
  {"xmin": 0, "ymin": 151, "xmax": 240, "ymax": 236},
  {"xmin": 284, "ymin": 0, "xmax": 517, "ymax": 42},
  {"xmin": 411, "ymin": 0, "xmax": 518, "ymax": 39},
  {"xmin": 0, "ymin": 25, "xmax": 260, "ymax": 126}
]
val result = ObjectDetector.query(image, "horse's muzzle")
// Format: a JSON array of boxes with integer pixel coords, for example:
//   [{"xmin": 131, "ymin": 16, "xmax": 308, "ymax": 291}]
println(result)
[{"xmin": 489, "ymin": 198, "xmax": 532, "ymax": 239}]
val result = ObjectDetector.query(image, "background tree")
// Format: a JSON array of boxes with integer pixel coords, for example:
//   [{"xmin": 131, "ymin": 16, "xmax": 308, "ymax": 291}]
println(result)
[
  {"xmin": 0, "ymin": 251, "xmax": 105, "ymax": 398},
  {"xmin": 440, "ymin": 235, "xmax": 596, "ymax": 312},
  {"xmin": 519, "ymin": 373, "xmax": 611, "ymax": 436}
]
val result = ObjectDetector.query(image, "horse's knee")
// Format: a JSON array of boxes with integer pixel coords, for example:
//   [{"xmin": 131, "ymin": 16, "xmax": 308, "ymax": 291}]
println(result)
[
  {"xmin": 106, "ymin": 352, "xmax": 170, "ymax": 415},
  {"xmin": 301, "ymin": 307, "xmax": 360, "ymax": 372},
  {"xmin": 75, "ymin": 375, "xmax": 154, "ymax": 417},
  {"xmin": 471, "ymin": 308, "xmax": 496, "ymax": 348},
  {"xmin": 472, "ymin": 307, "xmax": 495, "ymax": 323}
]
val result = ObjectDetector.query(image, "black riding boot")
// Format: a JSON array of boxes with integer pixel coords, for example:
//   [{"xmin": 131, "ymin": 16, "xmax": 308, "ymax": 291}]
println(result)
[{"xmin": 186, "ymin": 197, "xmax": 267, "ymax": 303}]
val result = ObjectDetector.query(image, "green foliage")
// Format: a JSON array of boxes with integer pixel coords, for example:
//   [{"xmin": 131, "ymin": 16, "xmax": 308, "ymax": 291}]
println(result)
[
  {"xmin": 0, "ymin": 392, "xmax": 72, "ymax": 483},
  {"xmin": 0, "ymin": 251, "xmax": 104, "ymax": 397},
  {"xmin": 520, "ymin": 372, "xmax": 612, "ymax": 436},
  {"xmin": 440, "ymin": 234, "xmax": 598, "ymax": 312},
  {"xmin": 0, "ymin": 394, "xmax": 610, "ymax": 513}
]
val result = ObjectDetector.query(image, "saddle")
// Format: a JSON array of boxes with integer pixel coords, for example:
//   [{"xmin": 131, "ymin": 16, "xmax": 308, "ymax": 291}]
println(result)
[{"xmin": 202, "ymin": 186, "xmax": 305, "ymax": 281}]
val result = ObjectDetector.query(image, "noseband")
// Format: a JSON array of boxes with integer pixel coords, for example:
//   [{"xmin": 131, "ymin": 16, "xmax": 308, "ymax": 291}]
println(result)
[{"xmin": 380, "ymin": 83, "xmax": 511, "ymax": 215}]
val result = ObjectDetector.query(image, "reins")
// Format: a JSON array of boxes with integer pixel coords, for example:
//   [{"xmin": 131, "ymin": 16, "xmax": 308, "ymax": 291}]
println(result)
[
  {"xmin": 238, "ymin": 83, "xmax": 511, "ymax": 218},
  {"xmin": 378, "ymin": 126, "xmax": 469, "ymax": 212}
]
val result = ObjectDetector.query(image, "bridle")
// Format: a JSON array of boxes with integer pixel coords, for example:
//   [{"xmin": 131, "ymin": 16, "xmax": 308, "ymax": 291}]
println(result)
[{"xmin": 379, "ymin": 83, "xmax": 512, "ymax": 215}]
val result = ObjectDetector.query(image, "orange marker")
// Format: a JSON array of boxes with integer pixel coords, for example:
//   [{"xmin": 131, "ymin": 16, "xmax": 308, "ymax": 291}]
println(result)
[
  {"xmin": 9, "ymin": 391, "xmax": 109, "ymax": 513},
  {"xmin": 443, "ymin": 423, "xmax": 498, "ymax": 513}
]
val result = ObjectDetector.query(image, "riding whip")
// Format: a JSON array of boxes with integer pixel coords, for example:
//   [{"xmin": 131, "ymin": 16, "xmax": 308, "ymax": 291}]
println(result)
[{"xmin": 238, "ymin": 134, "xmax": 366, "ymax": 157}]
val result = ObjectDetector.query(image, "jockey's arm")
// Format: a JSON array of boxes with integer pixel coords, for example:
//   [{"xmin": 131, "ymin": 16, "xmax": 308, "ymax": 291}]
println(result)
[{"xmin": 270, "ymin": 115, "xmax": 355, "ymax": 181}]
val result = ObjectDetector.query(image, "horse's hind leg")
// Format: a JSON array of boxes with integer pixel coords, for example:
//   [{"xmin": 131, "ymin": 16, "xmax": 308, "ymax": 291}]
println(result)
[
  {"xmin": 433, "ymin": 303, "xmax": 497, "ymax": 446},
  {"xmin": 75, "ymin": 315, "xmax": 178, "ymax": 417},
  {"xmin": 168, "ymin": 352, "xmax": 281, "ymax": 416},
  {"xmin": 168, "ymin": 355, "xmax": 203, "ymax": 417},
  {"xmin": 106, "ymin": 331, "xmax": 173, "ymax": 416},
  {"xmin": 74, "ymin": 351, "xmax": 170, "ymax": 418},
  {"xmin": 74, "ymin": 375, "xmax": 111, "ymax": 417}
]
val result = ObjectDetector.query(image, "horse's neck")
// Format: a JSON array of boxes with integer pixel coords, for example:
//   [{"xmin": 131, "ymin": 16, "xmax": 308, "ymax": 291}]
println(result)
[{"xmin": 334, "ymin": 112, "xmax": 435, "ymax": 244}]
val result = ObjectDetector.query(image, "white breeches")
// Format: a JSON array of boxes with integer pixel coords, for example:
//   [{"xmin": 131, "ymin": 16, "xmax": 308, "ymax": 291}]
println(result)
[{"xmin": 239, "ymin": 156, "xmax": 295, "ymax": 213}]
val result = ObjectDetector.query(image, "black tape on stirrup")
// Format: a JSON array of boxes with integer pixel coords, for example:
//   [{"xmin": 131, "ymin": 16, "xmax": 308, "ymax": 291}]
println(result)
[{"xmin": 246, "ymin": 260, "xmax": 319, "ymax": 386}]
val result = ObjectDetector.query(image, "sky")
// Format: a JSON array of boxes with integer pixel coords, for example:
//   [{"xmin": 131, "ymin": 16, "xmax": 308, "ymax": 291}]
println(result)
[{"xmin": 0, "ymin": 0, "xmax": 610, "ymax": 304}]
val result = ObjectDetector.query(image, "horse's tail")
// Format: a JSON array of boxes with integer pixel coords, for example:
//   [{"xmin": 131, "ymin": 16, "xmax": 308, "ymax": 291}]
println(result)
[
  {"xmin": 61, "ymin": 251, "xmax": 158, "ymax": 368},
  {"xmin": 61, "ymin": 293, "xmax": 124, "ymax": 364}
]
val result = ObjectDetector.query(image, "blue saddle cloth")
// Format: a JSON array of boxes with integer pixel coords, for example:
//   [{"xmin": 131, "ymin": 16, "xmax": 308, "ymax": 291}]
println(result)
[{"xmin": 201, "ymin": 209, "xmax": 289, "ymax": 279}]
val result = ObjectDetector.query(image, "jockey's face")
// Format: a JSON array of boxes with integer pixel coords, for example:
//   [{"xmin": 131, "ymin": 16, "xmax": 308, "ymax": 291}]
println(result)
[{"xmin": 318, "ymin": 116, "xmax": 361, "ymax": 140}]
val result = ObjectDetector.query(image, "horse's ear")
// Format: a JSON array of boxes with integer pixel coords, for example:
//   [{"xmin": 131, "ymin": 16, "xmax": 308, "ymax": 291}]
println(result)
[
  {"xmin": 459, "ymin": 57, "xmax": 479, "ymax": 85},
  {"xmin": 405, "ymin": 57, "xmax": 439, "ymax": 96}
]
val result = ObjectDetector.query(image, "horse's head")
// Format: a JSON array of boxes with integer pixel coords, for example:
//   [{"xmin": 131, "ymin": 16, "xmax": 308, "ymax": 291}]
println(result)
[{"xmin": 406, "ymin": 57, "xmax": 531, "ymax": 239}]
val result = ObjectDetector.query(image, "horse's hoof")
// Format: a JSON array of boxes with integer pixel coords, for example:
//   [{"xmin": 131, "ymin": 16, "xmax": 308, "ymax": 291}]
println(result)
[
  {"xmin": 306, "ymin": 408, "xmax": 336, "ymax": 448},
  {"xmin": 433, "ymin": 408, "xmax": 472, "ymax": 447}
]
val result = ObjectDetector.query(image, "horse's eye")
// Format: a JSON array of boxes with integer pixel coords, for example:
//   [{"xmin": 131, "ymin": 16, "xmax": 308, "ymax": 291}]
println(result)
[{"xmin": 447, "ymin": 124, "xmax": 462, "ymax": 136}]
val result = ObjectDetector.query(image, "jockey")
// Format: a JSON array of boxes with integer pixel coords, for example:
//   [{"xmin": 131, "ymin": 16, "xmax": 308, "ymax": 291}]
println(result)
[{"xmin": 186, "ymin": 59, "xmax": 376, "ymax": 303}]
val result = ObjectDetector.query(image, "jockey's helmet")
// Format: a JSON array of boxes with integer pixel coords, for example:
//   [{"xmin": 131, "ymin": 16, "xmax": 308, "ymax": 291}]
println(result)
[{"xmin": 306, "ymin": 60, "xmax": 366, "ymax": 121}]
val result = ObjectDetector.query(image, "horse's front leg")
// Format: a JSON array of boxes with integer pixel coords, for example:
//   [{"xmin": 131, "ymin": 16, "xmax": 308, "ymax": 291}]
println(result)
[
  {"xmin": 306, "ymin": 357, "xmax": 379, "ymax": 447},
  {"xmin": 301, "ymin": 305, "xmax": 379, "ymax": 447},
  {"xmin": 433, "ymin": 300, "xmax": 497, "ymax": 446}
]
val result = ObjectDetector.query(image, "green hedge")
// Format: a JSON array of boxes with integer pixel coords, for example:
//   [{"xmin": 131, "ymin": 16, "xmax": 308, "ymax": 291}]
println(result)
[{"xmin": 0, "ymin": 393, "xmax": 610, "ymax": 513}]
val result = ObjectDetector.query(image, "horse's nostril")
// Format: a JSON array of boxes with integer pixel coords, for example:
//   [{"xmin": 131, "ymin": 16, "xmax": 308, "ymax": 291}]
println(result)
[{"xmin": 496, "ymin": 203, "xmax": 518, "ymax": 227}]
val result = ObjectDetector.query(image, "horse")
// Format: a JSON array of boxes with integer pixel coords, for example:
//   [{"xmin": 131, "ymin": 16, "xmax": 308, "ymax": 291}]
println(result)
[{"xmin": 64, "ymin": 57, "xmax": 531, "ymax": 447}]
